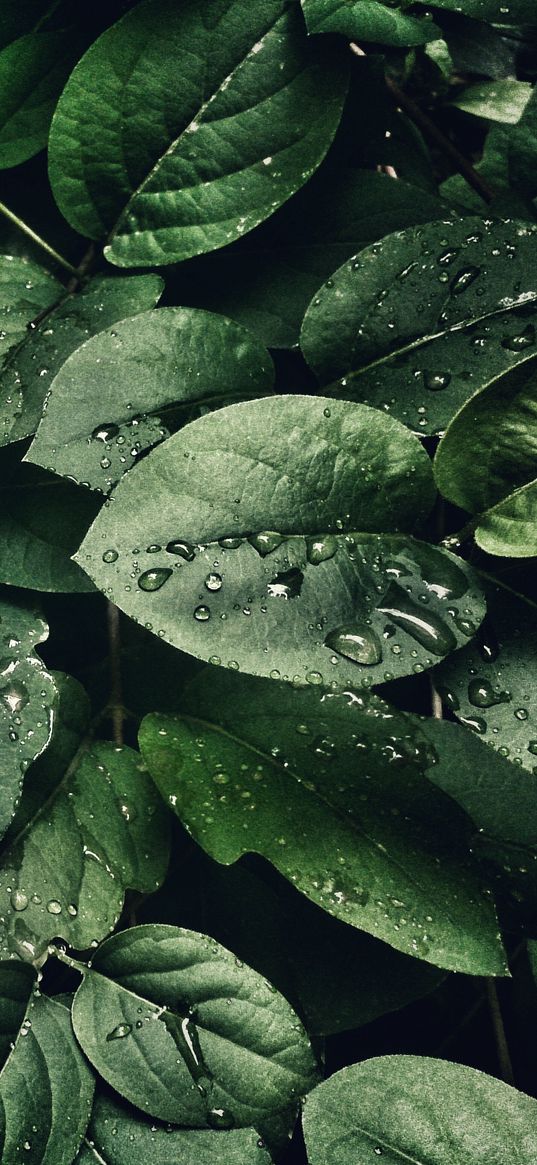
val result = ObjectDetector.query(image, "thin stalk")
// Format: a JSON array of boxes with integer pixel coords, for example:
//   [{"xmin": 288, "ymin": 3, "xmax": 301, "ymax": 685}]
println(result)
[
  {"xmin": 0, "ymin": 200, "xmax": 78, "ymax": 275},
  {"xmin": 107, "ymin": 603, "xmax": 124, "ymax": 746},
  {"xmin": 486, "ymin": 979, "xmax": 515, "ymax": 1085}
]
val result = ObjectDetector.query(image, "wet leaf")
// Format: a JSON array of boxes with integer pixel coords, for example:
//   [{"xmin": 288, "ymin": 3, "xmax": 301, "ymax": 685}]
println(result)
[
  {"xmin": 301, "ymin": 0, "xmax": 438, "ymax": 46},
  {"xmin": 0, "ymin": 254, "xmax": 61, "ymax": 368}
]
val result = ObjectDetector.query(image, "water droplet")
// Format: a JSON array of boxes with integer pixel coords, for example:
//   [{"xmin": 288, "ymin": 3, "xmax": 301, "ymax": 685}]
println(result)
[
  {"xmin": 423, "ymin": 371, "xmax": 451, "ymax": 392},
  {"xmin": 10, "ymin": 890, "xmax": 28, "ymax": 912},
  {"xmin": 306, "ymin": 535, "xmax": 338, "ymax": 565},
  {"xmin": 527, "ymin": 741, "xmax": 537, "ymax": 756},
  {"xmin": 450, "ymin": 266, "xmax": 481, "ymax": 295},
  {"xmin": 306, "ymin": 671, "xmax": 323, "ymax": 685},
  {"xmin": 459, "ymin": 714, "xmax": 487, "ymax": 734},
  {"xmin": 102, "ymin": 549, "xmax": 118, "ymax": 563},
  {"xmin": 166, "ymin": 539, "xmax": 195, "ymax": 560},
  {"xmin": 378, "ymin": 584, "xmax": 456, "ymax": 656},
  {"xmin": 106, "ymin": 1023, "xmax": 132, "ymax": 1041},
  {"xmin": 218, "ymin": 536, "xmax": 242, "ymax": 550},
  {"xmin": 468, "ymin": 678, "xmax": 510, "ymax": 708},
  {"xmin": 267, "ymin": 568, "xmax": 304, "ymax": 600},
  {"xmin": 324, "ymin": 623, "xmax": 383, "ymax": 666},
  {"xmin": 0, "ymin": 682, "xmax": 29, "ymax": 714},
  {"xmin": 438, "ymin": 248, "xmax": 459, "ymax": 266},
  {"xmin": 194, "ymin": 605, "xmax": 210, "ymax": 622},
  {"xmin": 248, "ymin": 531, "xmax": 284, "ymax": 556},
  {"xmin": 46, "ymin": 900, "xmax": 62, "ymax": 915},
  {"xmin": 515, "ymin": 707, "xmax": 528, "ymax": 720},
  {"xmin": 501, "ymin": 324, "xmax": 535, "ymax": 351},
  {"xmin": 207, "ymin": 1108, "xmax": 235, "ymax": 1130},
  {"xmin": 204, "ymin": 572, "xmax": 222, "ymax": 592},
  {"xmin": 138, "ymin": 568, "xmax": 172, "ymax": 592},
  {"xmin": 91, "ymin": 423, "xmax": 120, "ymax": 443},
  {"xmin": 313, "ymin": 736, "xmax": 337, "ymax": 759}
]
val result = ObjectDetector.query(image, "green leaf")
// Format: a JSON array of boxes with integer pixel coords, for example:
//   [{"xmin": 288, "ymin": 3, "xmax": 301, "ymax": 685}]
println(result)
[
  {"xmin": 49, "ymin": 0, "xmax": 349, "ymax": 266},
  {"xmin": 435, "ymin": 360, "xmax": 537, "ymax": 555},
  {"xmin": 176, "ymin": 169, "xmax": 444, "ymax": 349},
  {"xmin": 453, "ymin": 80, "xmax": 532, "ymax": 126},
  {"xmin": 509, "ymin": 85, "xmax": 537, "ymax": 199},
  {"xmin": 0, "ymin": 681, "xmax": 170, "ymax": 959},
  {"xmin": 302, "ymin": 1055, "xmax": 537, "ymax": 1164},
  {"xmin": 0, "ymin": 254, "xmax": 61, "ymax": 368},
  {"xmin": 75, "ymin": 396, "xmax": 486, "ymax": 688},
  {"xmin": 26, "ymin": 308, "xmax": 274, "ymax": 493},
  {"xmin": 0, "ymin": 591, "xmax": 56, "ymax": 841},
  {"xmin": 413, "ymin": 0, "xmax": 537, "ymax": 19},
  {"xmin": 0, "ymin": 994, "xmax": 94, "ymax": 1164},
  {"xmin": 0, "ymin": 30, "xmax": 83, "ymax": 169},
  {"xmin": 77, "ymin": 1094, "xmax": 272, "ymax": 1165},
  {"xmin": 0, "ymin": 444, "xmax": 100, "ymax": 592},
  {"xmin": 300, "ymin": 217, "xmax": 537, "ymax": 435},
  {"xmin": 440, "ymin": 125, "xmax": 530, "ymax": 217},
  {"xmin": 301, "ymin": 0, "xmax": 439, "ymax": 46},
  {"xmin": 0, "ymin": 961, "xmax": 35, "ymax": 1067},
  {"xmin": 0, "ymin": 273, "xmax": 163, "ymax": 447},
  {"xmin": 434, "ymin": 580, "xmax": 537, "ymax": 775},
  {"xmin": 139, "ymin": 672, "xmax": 506, "ymax": 975},
  {"xmin": 71, "ymin": 923, "xmax": 319, "ymax": 1149}
]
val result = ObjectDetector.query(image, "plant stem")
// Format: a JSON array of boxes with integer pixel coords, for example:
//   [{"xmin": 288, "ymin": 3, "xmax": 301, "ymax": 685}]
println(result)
[
  {"xmin": 349, "ymin": 44, "xmax": 494, "ymax": 206},
  {"xmin": 0, "ymin": 200, "xmax": 78, "ymax": 275},
  {"xmin": 486, "ymin": 979, "xmax": 515, "ymax": 1085},
  {"xmin": 107, "ymin": 603, "xmax": 124, "ymax": 746},
  {"xmin": 48, "ymin": 945, "xmax": 88, "ymax": 976}
]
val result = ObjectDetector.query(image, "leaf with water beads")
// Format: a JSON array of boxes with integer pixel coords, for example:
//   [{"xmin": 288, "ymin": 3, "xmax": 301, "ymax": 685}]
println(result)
[
  {"xmin": 0, "ymin": 994, "xmax": 95, "ymax": 1165},
  {"xmin": 71, "ymin": 924, "xmax": 318, "ymax": 1151},
  {"xmin": 26, "ymin": 307, "xmax": 274, "ymax": 493},
  {"xmin": 0, "ymin": 591, "xmax": 57, "ymax": 841},
  {"xmin": 301, "ymin": 0, "xmax": 439, "ymax": 47},
  {"xmin": 301, "ymin": 217, "xmax": 537, "ymax": 435},
  {"xmin": 77, "ymin": 1093, "xmax": 273, "ymax": 1165},
  {"xmin": 302, "ymin": 1055, "xmax": 537, "ymax": 1165},
  {"xmin": 0, "ymin": 254, "xmax": 61, "ymax": 367},
  {"xmin": 0, "ymin": 674, "xmax": 170, "ymax": 961},
  {"xmin": 139, "ymin": 671, "xmax": 506, "ymax": 976}
]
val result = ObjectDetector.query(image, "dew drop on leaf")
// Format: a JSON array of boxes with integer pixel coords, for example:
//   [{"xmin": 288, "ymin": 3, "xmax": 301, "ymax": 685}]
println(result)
[
  {"xmin": 138, "ymin": 568, "xmax": 173, "ymax": 592},
  {"xmin": 248, "ymin": 531, "xmax": 284, "ymax": 556},
  {"xmin": 106, "ymin": 1023, "xmax": 133, "ymax": 1041},
  {"xmin": 378, "ymin": 584, "xmax": 457, "ymax": 656},
  {"xmin": 204, "ymin": 572, "xmax": 222, "ymax": 592},
  {"xmin": 468, "ymin": 678, "xmax": 510, "ymax": 708},
  {"xmin": 450, "ymin": 266, "xmax": 481, "ymax": 295},
  {"xmin": 166, "ymin": 539, "xmax": 195, "ymax": 560},
  {"xmin": 194, "ymin": 605, "xmax": 210, "ymax": 622},
  {"xmin": 91, "ymin": 423, "xmax": 120, "ymax": 443},
  {"xmin": 324, "ymin": 623, "xmax": 383, "ymax": 666}
]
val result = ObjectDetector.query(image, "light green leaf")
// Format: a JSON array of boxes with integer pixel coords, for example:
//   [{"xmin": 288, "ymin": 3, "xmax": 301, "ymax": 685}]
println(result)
[
  {"xmin": 435, "ymin": 360, "xmax": 537, "ymax": 555},
  {"xmin": 453, "ymin": 80, "xmax": 532, "ymax": 125},
  {"xmin": 0, "ymin": 254, "xmax": 61, "ymax": 369},
  {"xmin": 0, "ymin": 30, "xmax": 83, "ymax": 169},
  {"xmin": 0, "ymin": 961, "xmax": 35, "ymax": 1067},
  {"xmin": 300, "ymin": 217, "xmax": 537, "ymax": 434},
  {"xmin": 0, "ymin": 592, "xmax": 56, "ymax": 841},
  {"xmin": 71, "ymin": 923, "xmax": 318, "ymax": 1149},
  {"xmin": 0, "ymin": 273, "xmax": 163, "ymax": 446},
  {"xmin": 75, "ymin": 396, "xmax": 485, "ymax": 688},
  {"xmin": 0, "ymin": 681, "xmax": 170, "ymax": 960},
  {"xmin": 0, "ymin": 994, "xmax": 94, "ymax": 1164},
  {"xmin": 0, "ymin": 445, "xmax": 100, "ymax": 592},
  {"xmin": 434, "ymin": 580, "xmax": 537, "ymax": 774},
  {"xmin": 139, "ymin": 674, "xmax": 506, "ymax": 975},
  {"xmin": 302, "ymin": 1055, "xmax": 537, "ymax": 1164},
  {"xmin": 301, "ymin": 0, "xmax": 439, "ymax": 46},
  {"xmin": 49, "ymin": 0, "xmax": 348, "ymax": 266},
  {"xmin": 177, "ymin": 169, "xmax": 444, "ymax": 349},
  {"xmin": 77, "ymin": 1094, "xmax": 272, "ymax": 1165},
  {"xmin": 26, "ymin": 308, "xmax": 274, "ymax": 492}
]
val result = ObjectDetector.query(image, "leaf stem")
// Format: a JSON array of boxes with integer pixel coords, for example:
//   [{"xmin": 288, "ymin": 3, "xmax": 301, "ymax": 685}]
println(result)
[
  {"xmin": 107, "ymin": 603, "xmax": 125, "ymax": 746},
  {"xmin": 441, "ymin": 517, "xmax": 478, "ymax": 552},
  {"xmin": 48, "ymin": 944, "xmax": 88, "ymax": 976},
  {"xmin": 349, "ymin": 44, "xmax": 494, "ymax": 205},
  {"xmin": 486, "ymin": 979, "xmax": 515, "ymax": 1085},
  {"xmin": 0, "ymin": 200, "xmax": 78, "ymax": 275}
]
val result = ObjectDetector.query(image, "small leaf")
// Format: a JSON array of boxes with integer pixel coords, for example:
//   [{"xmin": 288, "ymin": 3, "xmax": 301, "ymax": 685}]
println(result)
[
  {"xmin": 71, "ymin": 923, "xmax": 318, "ymax": 1149},
  {"xmin": 452, "ymin": 80, "xmax": 532, "ymax": 125},
  {"xmin": 0, "ymin": 273, "xmax": 163, "ymax": 446},
  {"xmin": 413, "ymin": 0, "xmax": 536, "ymax": 18},
  {"xmin": 0, "ymin": 30, "xmax": 83, "ymax": 169},
  {"xmin": 0, "ymin": 994, "xmax": 95, "ymax": 1164},
  {"xmin": 0, "ymin": 591, "xmax": 56, "ymax": 841},
  {"xmin": 301, "ymin": 0, "xmax": 439, "ymax": 46},
  {"xmin": 0, "ymin": 254, "xmax": 61, "ymax": 368},
  {"xmin": 302, "ymin": 1055, "xmax": 537, "ymax": 1164},
  {"xmin": 0, "ymin": 674, "xmax": 170, "ymax": 960},
  {"xmin": 77, "ymin": 1094, "xmax": 272, "ymax": 1164},
  {"xmin": 434, "ymin": 580, "xmax": 537, "ymax": 774},
  {"xmin": 26, "ymin": 308, "xmax": 274, "ymax": 492},
  {"xmin": 301, "ymin": 217, "xmax": 537, "ymax": 434},
  {"xmin": 49, "ymin": 0, "xmax": 349, "ymax": 266},
  {"xmin": 0, "ymin": 960, "xmax": 35, "ymax": 1067},
  {"xmin": 139, "ymin": 672, "xmax": 506, "ymax": 975}
]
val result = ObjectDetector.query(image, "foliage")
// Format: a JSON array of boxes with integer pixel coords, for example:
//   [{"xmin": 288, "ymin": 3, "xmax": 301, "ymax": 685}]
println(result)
[{"xmin": 0, "ymin": 0, "xmax": 537, "ymax": 1161}]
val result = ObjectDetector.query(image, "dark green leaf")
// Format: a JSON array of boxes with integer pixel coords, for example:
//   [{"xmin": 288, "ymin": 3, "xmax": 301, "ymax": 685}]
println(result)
[
  {"xmin": 0, "ymin": 273, "xmax": 163, "ymax": 446},
  {"xmin": 77, "ymin": 1094, "xmax": 272, "ymax": 1164},
  {"xmin": 453, "ymin": 80, "xmax": 532, "ymax": 125},
  {"xmin": 71, "ymin": 923, "xmax": 318, "ymax": 1148},
  {"xmin": 413, "ymin": 0, "xmax": 537, "ymax": 18},
  {"xmin": 0, "ymin": 961, "xmax": 35, "ymax": 1067},
  {"xmin": 139, "ymin": 673, "xmax": 506, "ymax": 975},
  {"xmin": 0, "ymin": 994, "xmax": 94, "ymax": 1164},
  {"xmin": 49, "ymin": 0, "xmax": 348, "ymax": 266},
  {"xmin": 300, "ymin": 217, "xmax": 537, "ymax": 434},
  {"xmin": 26, "ymin": 308, "xmax": 274, "ymax": 492},
  {"xmin": 0, "ymin": 254, "xmax": 61, "ymax": 370},
  {"xmin": 302, "ymin": 1055, "xmax": 537, "ymax": 1164},
  {"xmin": 0, "ymin": 30, "xmax": 83, "ymax": 169},
  {"xmin": 434, "ymin": 580, "xmax": 537, "ymax": 774},
  {"xmin": 301, "ymin": 0, "xmax": 439, "ymax": 46}
]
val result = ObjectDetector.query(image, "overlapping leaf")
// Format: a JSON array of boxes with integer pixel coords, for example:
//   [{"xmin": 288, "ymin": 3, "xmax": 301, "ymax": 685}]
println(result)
[
  {"xmin": 0, "ymin": 30, "xmax": 83, "ymax": 169},
  {"xmin": 139, "ymin": 670, "xmax": 506, "ymax": 975},
  {"xmin": 49, "ymin": 0, "xmax": 349, "ymax": 266},
  {"xmin": 71, "ymin": 924, "xmax": 318, "ymax": 1149},
  {"xmin": 0, "ymin": 255, "xmax": 61, "ymax": 371},
  {"xmin": 301, "ymin": 0, "xmax": 438, "ymax": 45},
  {"xmin": 0, "ymin": 961, "xmax": 35, "ymax": 1066},
  {"xmin": 301, "ymin": 217, "xmax": 537, "ymax": 434},
  {"xmin": 302, "ymin": 1055, "xmax": 537, "ymax": 1164},
  {"xmin": 26, "ymin": 308, "xmax": 274, "ymax": 492},
  {"xmin": 0, "ymin": 273, "xmax": 163, "ymax": 447}
]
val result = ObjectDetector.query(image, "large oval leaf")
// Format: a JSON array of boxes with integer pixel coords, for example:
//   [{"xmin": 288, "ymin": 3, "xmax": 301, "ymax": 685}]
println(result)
[
  {"xmin": 49, "ymin": 0, "xmax": 348, "ymax": 266},
  {"xmin": 301, "ymin": 0, "xmax": 438, "ymax": 46},
  {"xmin": 75, "ymin": 396, "xmax": 485, "ymax": 688},
  {"xmin": 302, "ymin": 1055, "xmax": 537, "ymax": 1164},
  {"xmin": 0, "ymin": 30, "xmax": 82, "ymax": 169},
  {"xmin": 300, "ymin": 217, "xmax": 537, "ymax": 434},
  {"xmin": 26, "ymin": 308, "xmax": 274, "ymax": 492},
  {"xmin": 71, "ymin": 923, "xmax": 318, "ymax": 1149},
  {"xmin": 0, "ymin": 273, "xmax": 163, "ymax": 447},
  {"xmin": 139, "ymin": 673, "xmax": 506, "ymax": 976}
]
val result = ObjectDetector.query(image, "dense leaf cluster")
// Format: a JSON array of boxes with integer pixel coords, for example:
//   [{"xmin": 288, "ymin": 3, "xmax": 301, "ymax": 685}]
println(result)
[{"xmin": 0, "ymin": 0, "xmax": 537, "ymax": 1160}]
